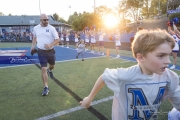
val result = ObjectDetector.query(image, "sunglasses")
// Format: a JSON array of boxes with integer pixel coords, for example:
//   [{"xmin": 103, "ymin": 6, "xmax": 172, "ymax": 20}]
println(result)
[{"xmin": 42, "ymin": 19, "xmax": 49, "ymax": 21}]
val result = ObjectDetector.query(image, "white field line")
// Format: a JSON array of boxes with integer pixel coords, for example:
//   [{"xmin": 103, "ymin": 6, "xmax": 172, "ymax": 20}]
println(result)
[
  {"xmin": 120, "ymin": 61, "xmax": 131, "ymax": 63},
  {"xmin": 118, "ymin": 58, "xmax": 137, "ymax": 63},
  {"xmin": 0, "ymin": 56, "xmax": 105, "ymax": 69},
  {"xmin": 109, "ymin": 58, "xmax": 131, "ymax": 64},
  {"xmin": 109, "ymin": 57, "xmax": 119, "ymax": 60},
  {"xmin": 36, "ymin": 96, "xmax": 113, "ymax": 120}
]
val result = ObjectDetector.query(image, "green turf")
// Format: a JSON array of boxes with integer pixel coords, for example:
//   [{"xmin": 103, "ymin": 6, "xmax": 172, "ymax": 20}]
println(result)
[
  {"xmin": 0, "ymin": 42, "xmax": 179, "ymax": 120},
  {"xmin": 0, "ymin": 42, "xmax": 32, "ymax": 48}
]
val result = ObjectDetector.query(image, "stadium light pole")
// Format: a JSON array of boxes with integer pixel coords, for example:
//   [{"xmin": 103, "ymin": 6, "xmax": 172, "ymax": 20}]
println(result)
[
  {"xmin": 69, "ymin": 5, "xmax": 71, "ymax": 24},
  {"xmin": 39, "ymin": 0, "xmax": 41, "ymax": 15}
]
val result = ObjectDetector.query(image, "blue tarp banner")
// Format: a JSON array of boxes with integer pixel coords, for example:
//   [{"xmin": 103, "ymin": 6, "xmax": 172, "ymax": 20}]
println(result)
[
  {"xmin": 168, "ymin": 9, "xmax": 180, "ymax": 14},
  {"xmin": 0, "ymin": 56, "xmax": 39, "ymax": 64}
]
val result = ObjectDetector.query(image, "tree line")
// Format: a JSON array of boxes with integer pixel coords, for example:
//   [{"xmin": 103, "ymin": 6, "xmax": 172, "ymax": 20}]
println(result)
[
  {"xmin": 53, "ymin": 0, "xmax": 180, "ymax": 31},
  {"xmin": 1, "ymin": 0, "xmax": 180, "ymax": 31}
]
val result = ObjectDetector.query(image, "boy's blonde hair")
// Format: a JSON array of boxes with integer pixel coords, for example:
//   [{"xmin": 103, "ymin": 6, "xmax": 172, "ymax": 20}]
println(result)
[{"xmin": 132, "ymin": 29, "xmax": 175, "ymax": 58}]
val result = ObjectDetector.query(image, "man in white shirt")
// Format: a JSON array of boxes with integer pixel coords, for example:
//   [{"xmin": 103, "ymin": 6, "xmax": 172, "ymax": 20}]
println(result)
[{"xmin": 31, "ymin": 13, "xmax": 60, "ymax": 96}]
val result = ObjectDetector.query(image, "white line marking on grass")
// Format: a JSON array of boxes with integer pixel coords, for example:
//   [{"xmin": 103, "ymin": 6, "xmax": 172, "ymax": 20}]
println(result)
[
  {"xmin": 0, "ymin": 56, "xmax": 105, "ymax": 69},
  {"xmin": 109, "ymin": 57, "xmax": 118, "ymax": 60},
  {"xmin": 36, "ymin": 96, "xmax": 113, "ymax": 120},
  {"xmin": 56, "ymin": 56, "xmax": 105, "ymax": 63},
  {"xmin": 119, "ymin": 58, "xmax": 137, "ymax": 63},
  {"xmin": 120, "ymin": 61, "xmax": 131, "ymax": 63}
]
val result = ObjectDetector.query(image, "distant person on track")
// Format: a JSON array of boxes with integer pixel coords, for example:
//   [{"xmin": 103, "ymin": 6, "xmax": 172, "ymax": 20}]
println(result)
[{"xmin": 76, "ymin": 39, "xmax": 85, "ymax": 61}]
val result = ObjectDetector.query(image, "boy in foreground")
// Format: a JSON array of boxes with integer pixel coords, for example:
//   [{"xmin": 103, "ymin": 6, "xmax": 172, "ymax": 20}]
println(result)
[{"xmin": 80, "ymin": 29, "xmax": 180, "ymax": 120}]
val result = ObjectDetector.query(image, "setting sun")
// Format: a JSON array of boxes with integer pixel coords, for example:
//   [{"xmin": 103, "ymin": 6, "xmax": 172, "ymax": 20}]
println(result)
[{"xmin": 103, "ymin": 13, "xmax": 119, "ymax": 28}]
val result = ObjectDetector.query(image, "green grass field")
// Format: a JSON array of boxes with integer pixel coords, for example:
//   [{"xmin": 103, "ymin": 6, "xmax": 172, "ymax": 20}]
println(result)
[{"xmin": 0, "ymin": 42, "xmax": 180, "ymax": 120}]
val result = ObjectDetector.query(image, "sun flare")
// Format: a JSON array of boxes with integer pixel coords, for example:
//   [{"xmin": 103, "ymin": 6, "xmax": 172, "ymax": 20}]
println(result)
[{"xmin": 103, "ymin": 14, "xmax": 118, "ymax": 28}]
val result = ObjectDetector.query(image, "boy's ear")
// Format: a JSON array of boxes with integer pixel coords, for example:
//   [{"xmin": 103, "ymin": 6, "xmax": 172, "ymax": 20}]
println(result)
[{"xmin": 136, "ymin": 53, "xmax": 145, "ymax": 62}]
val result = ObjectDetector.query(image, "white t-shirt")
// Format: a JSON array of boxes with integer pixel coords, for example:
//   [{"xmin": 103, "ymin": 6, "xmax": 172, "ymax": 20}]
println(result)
[
  {"xmin": 102, "ymin": 65, "xmax": 180, "ymax": 120},
  {"xmin": 172, "ymin": 34, "xmax": 180, "ymax": 51},
  {"xmin": 33, "ymin": 24, "xmax": 59, "ymax": 50}
]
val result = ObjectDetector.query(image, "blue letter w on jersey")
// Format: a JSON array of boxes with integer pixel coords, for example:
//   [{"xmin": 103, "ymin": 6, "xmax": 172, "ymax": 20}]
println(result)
[{"xmin": 128, "ymin": 87, "xmax": 165, "ymax": 120}]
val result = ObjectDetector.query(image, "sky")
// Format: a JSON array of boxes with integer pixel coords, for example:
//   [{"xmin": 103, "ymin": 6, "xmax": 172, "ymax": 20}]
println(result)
[{"xmin": 0, "ymin": 0, "xmax": 120, "ymax": 21}]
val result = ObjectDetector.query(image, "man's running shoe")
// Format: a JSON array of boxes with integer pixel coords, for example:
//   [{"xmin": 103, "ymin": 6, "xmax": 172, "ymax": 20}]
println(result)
[{"xmin": 42, "ymin": 87, "xmax": 49, "ymax": 96}]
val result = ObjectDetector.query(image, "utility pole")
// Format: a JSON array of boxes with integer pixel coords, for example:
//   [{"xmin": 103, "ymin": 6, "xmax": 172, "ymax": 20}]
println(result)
[
  {"xmin": 39, "ymin": 0, "xmax": 41, "ymax": 15},
  {"xmin": 69, "ymin": 5, "xmax": 71, "ymax": 24}
]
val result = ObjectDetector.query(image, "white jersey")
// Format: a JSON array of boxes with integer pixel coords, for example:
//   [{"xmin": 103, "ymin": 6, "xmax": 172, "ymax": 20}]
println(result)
[
  {"xmin": 172, "ymin": 34, "xmax": 180, "ymax": 51},
  {"xmin": 33, "ymin": 24, "xmax": 59, "ymax": 50},
  {"xmin": 115, "ymin": 34, "xmax": 121, "ymax": 46},
  {"xmin": 75, "ymin": 38, "xmax": 78, "ymax": 43},
  {"xmin": 60, "ymin": 34, "xmax": 64, "ymax": 41},
  {"xmin": 91, "ymin": 35, "xmax": 96, "ymax": 43},
  {"xmin": 66, "ymin": 35, "xmax": 69, "ymax": 41},
  {"xmin": 168, "ymin": 108, "xmax": 180, "ymax": 120},
  {"xmin": 85, "ymin": 35, "xmax": 89, "ymax": 43},
  {"xmin": 99, "ymin": 32, "xmax": 105, "ymax": 41},
  {"xmin": 102, "ymin": 65, "xmax": 180, "ymax": 120}
]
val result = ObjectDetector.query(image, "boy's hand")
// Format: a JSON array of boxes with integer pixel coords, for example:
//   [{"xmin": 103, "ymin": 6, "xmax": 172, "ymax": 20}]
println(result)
[{"xmin": 79, "ymin": 97, "xmax": 91, "ymax": 108}]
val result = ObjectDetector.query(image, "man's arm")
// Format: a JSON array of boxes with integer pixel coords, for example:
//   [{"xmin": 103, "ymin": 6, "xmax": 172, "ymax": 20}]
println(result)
[
  {"xmin": 50, "ymin": 39, "xmax": 60, "ymax": 47},
  {"xmin": 31, "ymin": 37, "xmax": 37, "ymax": 51},
  {"xmin": 79, "ymin": 75, "xmax": 105, "ymax": 108},
  {"xmin": 44, "ymin": 39, "xmax": 60, "ymax": 50}
]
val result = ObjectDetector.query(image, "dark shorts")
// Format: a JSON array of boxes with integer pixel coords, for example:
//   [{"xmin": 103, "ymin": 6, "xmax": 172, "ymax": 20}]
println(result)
[
  {"xmin": 172, "ymin": 50, "xmax": 179, "ymax": 53},
  {"xmin": 98, "ymin": 41, "xmax": 104, "ymax": 46},
  {"xmin": 38, "ymin": 48, "xmax": 56, "ymax": 67}
]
